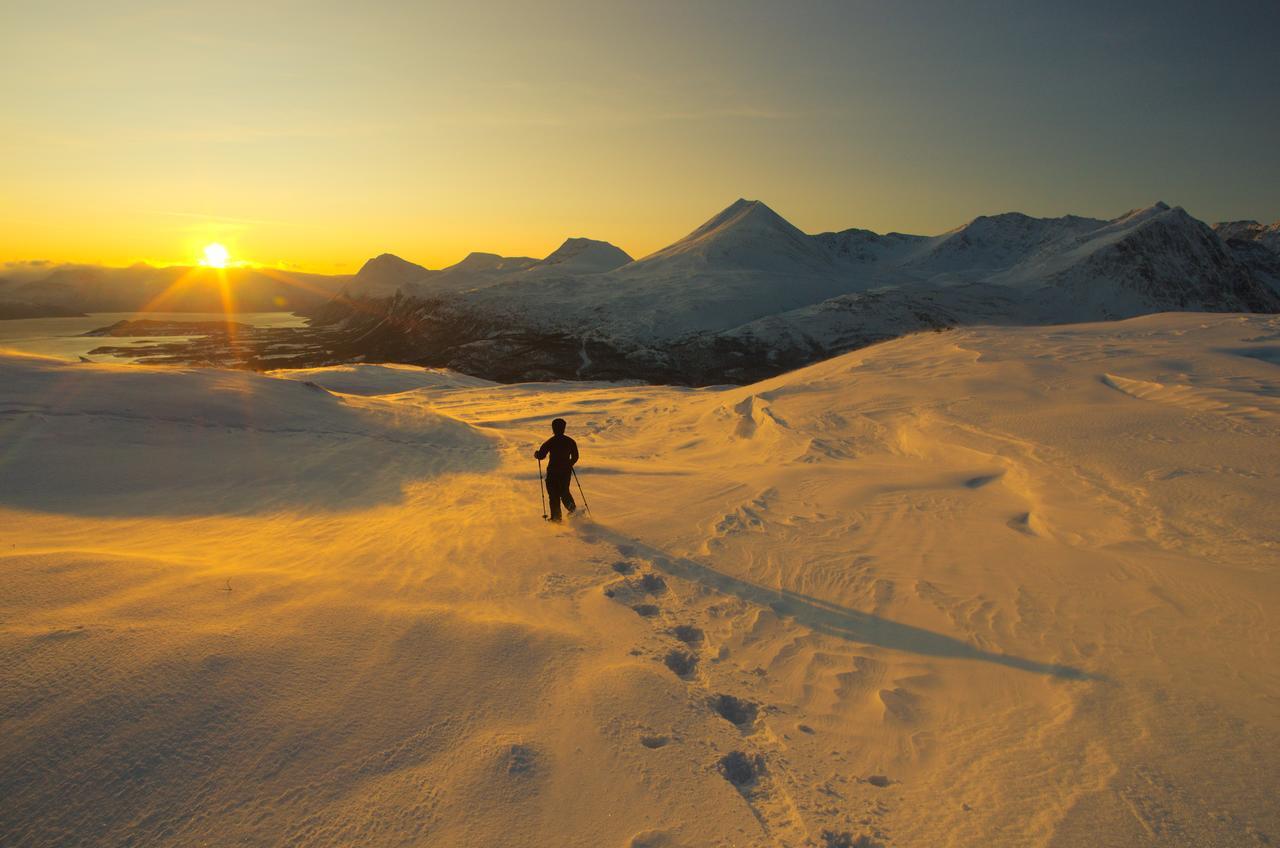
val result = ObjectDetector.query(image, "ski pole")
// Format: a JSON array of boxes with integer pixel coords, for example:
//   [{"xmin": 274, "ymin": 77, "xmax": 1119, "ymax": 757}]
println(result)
[
  {"xmin": 571, "ymin": 466, "xmax": 591, "ymax": 517},
  {"xmin": 537, "ymin": 456, "xmax": 548, "ymax": 520}
]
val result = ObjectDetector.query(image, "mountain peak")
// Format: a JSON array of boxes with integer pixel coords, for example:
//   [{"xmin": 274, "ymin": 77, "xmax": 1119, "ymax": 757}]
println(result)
[
  {"xmin": 357, "ymin": 253, "xmax": 429, "ymax": 281},
  {"xmin": 700, "ymin": 198, "xmax": 791, "ymax": 231},
  {"xmin": 667, "ymin": 199, "xmax": 797, "ymax": 248},
  {"xmin": 448, "ymin": 251, "xmax": 502, "ymax": 269},
  {"xmin": 624, "ymin": 198, "xmax": 832, "ymax": 274},
  {"xmin": 1108, "ymin": 202, "xmax": 1181, "ymax": 231},
  {"xmin": 535, "ymin": 238, "xmax": 633, "ymax": 273},
  {"xmin": 442, "ymin": 252, "xmax": 540, "ymax": 275}
]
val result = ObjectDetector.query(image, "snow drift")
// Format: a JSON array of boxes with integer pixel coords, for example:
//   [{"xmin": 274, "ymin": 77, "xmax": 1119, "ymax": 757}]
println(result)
[{"xmin": 3, "ymin": 313, "xmax": 1278, "ymax": 846}]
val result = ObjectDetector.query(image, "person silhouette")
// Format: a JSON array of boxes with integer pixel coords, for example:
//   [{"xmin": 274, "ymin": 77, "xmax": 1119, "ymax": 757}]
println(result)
[{"xmin": 534, "ymin": 418, "xmax": 578, "ymax": 522}]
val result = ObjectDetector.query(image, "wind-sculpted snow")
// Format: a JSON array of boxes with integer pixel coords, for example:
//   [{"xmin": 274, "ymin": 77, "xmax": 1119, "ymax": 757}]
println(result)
[
  {"xmin": 0, "ymin": 353, "xmax": 498, "ymax": 515},
  {"xmin": 2, "ymin": 314, "xmax": 1277, "ymax": 846},
  {"xmin": 270, "ymin": 362, "xmax": 497, "ymax": 395}
]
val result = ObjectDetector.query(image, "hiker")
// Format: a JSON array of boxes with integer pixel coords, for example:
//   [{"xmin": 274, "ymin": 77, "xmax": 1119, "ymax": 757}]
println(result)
[{"xmin": 534, "ymin": 418, "xmax": 578, "ymax": 522}]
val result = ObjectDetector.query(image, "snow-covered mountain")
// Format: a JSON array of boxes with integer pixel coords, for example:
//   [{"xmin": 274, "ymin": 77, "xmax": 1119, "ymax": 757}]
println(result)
[
  {"xmin": 1214, "ymin": 220, "xmax": 1280, "ymax": 298},
  {"xmin": 497, "ymin": 199, "xmax": 1274, "ymax": 338},
  {"xmin": 625, "ymin": 198, "xmax": 832, "ymax": 275},
  {"xmin": 14, "ymin": 198, "xmax": 1275, "ymax": 383},
  {"xmin": 1215, "ymin": 219, "xmax": 1280, "ymax": 253},
  {"xmin": 311, "ymin": 198, "xmax": 1279, "ymax": 383},
  {"xmin": 528, "ymin": 238, "xmax": 632, "ymax": 275},
  {"xmin": 900, "ymin": 212, "xmax": 1107, "ymax": 283},
  {"xmin": 994, "ymin": 203, "xmax": 1277, "ymax": 319},
  {"xmin": 442, "ymin": 252, "xmax": 537, "ymax": 274},
  {"xmin": 349, "ymin": 253, "xmax": 433, "ymax": 297},
  {"xmin": 343, "ymin": 238, "xmax": 630, "ymax": 298}
]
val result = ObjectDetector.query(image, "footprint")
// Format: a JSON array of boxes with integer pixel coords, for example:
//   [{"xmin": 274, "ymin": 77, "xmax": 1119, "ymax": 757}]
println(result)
[
  {"xmin": 587, "ymin": 536, "xmax": 815, "ymax": 842},
  {"xmin": 822, "ymin": 831, "xmax": 883, "ymax": 848},
  {"xmin": 709, "ymin": 694, "xmax": 759, "ymax": 729},
  {"xmin": 663, "ymin": 649, "xmax": 698, "ymax": 678},
  {"xmin": 504, "ymin": 744, "xmax": 540, "ymax": 777},
  {"xmin": 717, "ymin": 751, "xmax": 765, "ymax": 789},
  {"xmin": 670, "ymin": 624, "xmax": 704, "ymax": 644},
  {"xmin": 603, "ymin": 572, "xmax": 669, "ymax": 606},
  {"xmin": 640, "ymin": 573, "xmax": 667, "ymax": 594}
]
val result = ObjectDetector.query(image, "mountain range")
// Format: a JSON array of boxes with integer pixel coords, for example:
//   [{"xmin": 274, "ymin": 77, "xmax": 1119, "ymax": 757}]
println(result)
[
  {"xmin": 313, "ymin": 199, "xmax": 1280, "ymax": 382},
  {"xmin": 4, "ymin": 199, "xmax": 1278, "ymax": 383}
]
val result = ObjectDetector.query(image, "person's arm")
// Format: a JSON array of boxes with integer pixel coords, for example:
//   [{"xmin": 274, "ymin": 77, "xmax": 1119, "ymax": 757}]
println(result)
[
  {"xmin": 534, "ymin": 438, "xmax": 550, "ymax": 460},
  {"xmin": 568, "ymin": 438, "xmax": 579, "ymax": 467}
]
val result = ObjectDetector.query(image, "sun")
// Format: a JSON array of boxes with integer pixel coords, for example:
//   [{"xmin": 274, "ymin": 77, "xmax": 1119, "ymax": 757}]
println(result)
[{"xmin": 200, "ymin": 243, "xmax": 231, "ymax": 268}]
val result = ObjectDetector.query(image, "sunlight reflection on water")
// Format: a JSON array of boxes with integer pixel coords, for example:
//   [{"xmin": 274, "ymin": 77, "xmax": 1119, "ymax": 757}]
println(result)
[{"xmin": 0, "ymin": 312, "xmax": 307, "ymax": 363}]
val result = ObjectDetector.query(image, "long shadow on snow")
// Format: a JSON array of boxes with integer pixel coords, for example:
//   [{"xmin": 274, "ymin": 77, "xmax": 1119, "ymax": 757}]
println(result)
[{"xmin": 581, "ymin": 524, "xmax": 1098, "ymax": 681}]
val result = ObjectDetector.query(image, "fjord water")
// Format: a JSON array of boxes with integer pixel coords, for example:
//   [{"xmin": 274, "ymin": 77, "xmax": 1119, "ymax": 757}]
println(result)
[{"xmin": 0, "ymin": 311, "xmax": 307, "ymax": 363}]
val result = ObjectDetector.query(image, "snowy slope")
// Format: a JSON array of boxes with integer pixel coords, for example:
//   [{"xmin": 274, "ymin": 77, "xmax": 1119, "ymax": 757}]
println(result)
[
  {"xmin": 0, "ymin": 353, "xmax": 491, "ymax": 514},
  {"xmin": 443, "ymin": 251, "xmax": 539, "ymax": 274},
  {"xmin": 624, "ymin": 198, "xmax": 834, "ymax": 274},
  {"xmin": 975, "ymin": 203, "xmax": 1275, "ymax": 319},
  {"xmin": 347, "ymin": 253, "xmax": 434, "ymax": 297},
  {"xmin": 433, "ymin": 200, "xmax": 1276, "ymax": 340},
  {"xmin": 420, "ymin": 253, "xmax": 542, "ymax": 296},
  {"xmin": 525, "ymin": 237, "xmax": 632, "ymax": 275},
  {"xmin": 3, "ymin": 313, "xmax": 1278, "ymax": 846},
  {"xmin": 349, "ymin": 238, "xmax": 629, "ymax": 299},
  {"xmin": 900, "ymin": 211, "xmax": 1107, "ymax": 284},
  {"xmin": 1215, "ymin": 220, "xmax": 1280, "ymax": 299},
  {"xmin": 1215, "ymin": 219, "xmax": 1280, "ymax": 253},
  {"xmin": 451, "ymin": 200, "xmax": 876, "ymax": 340}
]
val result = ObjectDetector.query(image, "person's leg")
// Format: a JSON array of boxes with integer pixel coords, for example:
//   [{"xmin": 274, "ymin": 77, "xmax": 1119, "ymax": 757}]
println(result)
[
  {"xmin": 546, "ymin": 472, "xmax": 564, "ymax": 521},
  {"xmin": 561, "ymin": 476, "xmax": 576, "ymax": 514}
]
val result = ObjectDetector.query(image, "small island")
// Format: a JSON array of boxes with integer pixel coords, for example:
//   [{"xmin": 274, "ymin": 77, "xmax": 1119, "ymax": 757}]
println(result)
[{"xmin": 81, "ymin": 319, "xmax": 254, "ymax": 337}]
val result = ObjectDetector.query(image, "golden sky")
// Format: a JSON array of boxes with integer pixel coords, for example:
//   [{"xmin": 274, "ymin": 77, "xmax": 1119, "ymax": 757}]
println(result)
[{"xmin": 3, "ymin": 1, "xmax": 1277, "ymax": 273}]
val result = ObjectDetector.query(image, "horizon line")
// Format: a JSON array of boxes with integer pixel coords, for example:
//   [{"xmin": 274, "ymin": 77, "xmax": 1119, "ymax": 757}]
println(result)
[{"xmin": 4, "ymin": 197, "xmax": 1274, "ymax": 277}]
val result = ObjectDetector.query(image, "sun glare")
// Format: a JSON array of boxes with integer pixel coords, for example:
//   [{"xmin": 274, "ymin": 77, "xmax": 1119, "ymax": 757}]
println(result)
[{"xmin": 200, "ymin": 243, "xmax": 231, "ymax": 268}]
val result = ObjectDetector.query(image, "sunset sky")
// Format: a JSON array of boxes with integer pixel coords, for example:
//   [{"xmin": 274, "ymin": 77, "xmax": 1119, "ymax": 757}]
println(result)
[{"xmin": 3, "ymin": 0, "xmax": 1278, "ymax": 273}]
